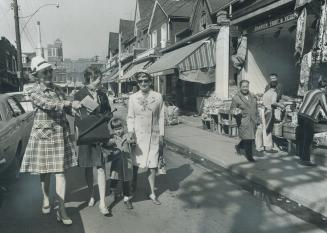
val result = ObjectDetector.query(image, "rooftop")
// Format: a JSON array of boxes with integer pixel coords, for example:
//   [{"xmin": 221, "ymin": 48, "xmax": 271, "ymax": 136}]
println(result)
[{"xmin": 119, "ymin": 19, "xmax": 135, "ymax": 43}]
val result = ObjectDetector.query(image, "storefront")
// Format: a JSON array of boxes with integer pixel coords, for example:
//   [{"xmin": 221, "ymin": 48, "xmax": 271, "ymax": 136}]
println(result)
[
  {"xmin": 147, "ymin": 37, "xmax": 216, "ymax": 112},
  {"xmin": 240, "ymin": 12, "xmax": 300, "ymax": 95}
]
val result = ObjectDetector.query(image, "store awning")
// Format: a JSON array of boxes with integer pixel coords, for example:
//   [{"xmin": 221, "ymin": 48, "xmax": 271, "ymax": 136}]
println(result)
[
  {"xmin": 147, "ymin": 38, "xmax": 215, "ymax": 76},
  {"xmin": 120, "ymin": 61, "xmax": 151, "ymax": 82},
  {"xmin": 179, "ymin": 68, "xmax": 215, "ymax": 84},
  {"xmin": 102, "ymin": 68, "xmax": 118, "ymax": 83},
  {"xmin": 102, "ymin": 62, "xmax": 132, "ymax": 83}
]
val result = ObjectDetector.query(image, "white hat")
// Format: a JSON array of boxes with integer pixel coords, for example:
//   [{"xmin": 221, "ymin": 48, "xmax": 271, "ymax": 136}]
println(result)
[{"xmin": 31, "ymin": 56, "xmax": 52, "ymax": 74}]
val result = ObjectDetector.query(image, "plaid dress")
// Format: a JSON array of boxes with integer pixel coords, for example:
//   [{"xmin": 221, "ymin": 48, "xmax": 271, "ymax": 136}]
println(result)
[{"xmin": 20, "ymin": 84, "xmax": 77, "ymax": 174}]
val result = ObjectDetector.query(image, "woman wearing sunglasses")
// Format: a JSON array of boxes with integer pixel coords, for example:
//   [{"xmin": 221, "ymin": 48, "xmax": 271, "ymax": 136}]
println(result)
[
  {"xmin": 127, "ymin": 71, "xmax": 164, "ymax": 205},
  {"xmin": 20, "ymin": 56, "xmax": 81, "ymax": 225}
]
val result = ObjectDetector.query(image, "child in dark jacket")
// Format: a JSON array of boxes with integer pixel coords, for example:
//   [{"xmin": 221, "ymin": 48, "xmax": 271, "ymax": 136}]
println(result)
[{"xmin": 108, "ymin": 118, "xmax": 134, "ymax": 209}]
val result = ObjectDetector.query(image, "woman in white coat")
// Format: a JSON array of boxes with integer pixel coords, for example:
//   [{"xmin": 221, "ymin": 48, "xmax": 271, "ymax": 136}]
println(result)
[{"xmin": 127, "ymin": 71, "xmax": 164, "ymax": 205}]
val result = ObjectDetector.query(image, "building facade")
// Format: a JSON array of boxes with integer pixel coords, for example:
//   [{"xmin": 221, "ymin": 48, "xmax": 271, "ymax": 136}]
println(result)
[{"xmin": 0, "ymin": 37, "xmax": 19, "ymax": 93}]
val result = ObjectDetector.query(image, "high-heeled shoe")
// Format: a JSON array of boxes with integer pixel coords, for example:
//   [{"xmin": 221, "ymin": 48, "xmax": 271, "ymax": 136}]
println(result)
[
  {"xmin": 56, "ymin": 210, "xmax": 72, "ymax": 225},
  {"xmin": 88, "ymin": 197, "xmax": 95, "ymax": 207},
  {"xmin": 41, "ymin": 205, "xmax": 51, "ymax": 214},
  {"xmin": 99, "ymin": 204, "xmax": 110, "ymax": 216},
  {"xmin": 149, "ymin": 194, "xmax": 161, "ymax": 205}
]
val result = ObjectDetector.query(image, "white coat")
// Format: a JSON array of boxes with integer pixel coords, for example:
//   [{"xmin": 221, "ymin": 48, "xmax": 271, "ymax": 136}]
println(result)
[{"xmin": 127, "ymin": 90, "xmax": 164, "ymax": 169}]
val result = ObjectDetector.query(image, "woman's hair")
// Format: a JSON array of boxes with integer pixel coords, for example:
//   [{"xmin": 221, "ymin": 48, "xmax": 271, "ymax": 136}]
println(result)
[
  {"xmin": 84, "ymin": 66, "xmax": 102, "ymax": 85},
  {"xmin": 110, "ymin": 117, "xmax": 124, "ymax": 129},
  {"xmin": 135, "ymin": 71, "xmax": 153, "ymax": 82}
]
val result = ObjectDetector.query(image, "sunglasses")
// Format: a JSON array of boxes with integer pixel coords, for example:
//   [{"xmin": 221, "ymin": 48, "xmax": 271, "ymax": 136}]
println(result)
[
  {"xmin": 42, "ymin": 69, "xmax": 53, "ymax": 75},
  {"xmin": 137, "ymin": 79, "xmax": 150, "ymax": 84}
]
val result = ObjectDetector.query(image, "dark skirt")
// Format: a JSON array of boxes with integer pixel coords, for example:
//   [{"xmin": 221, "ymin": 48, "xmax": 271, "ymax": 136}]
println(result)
[{"xmin": 77, "ymin": 144, "xmax": 104, "ymax": 168}]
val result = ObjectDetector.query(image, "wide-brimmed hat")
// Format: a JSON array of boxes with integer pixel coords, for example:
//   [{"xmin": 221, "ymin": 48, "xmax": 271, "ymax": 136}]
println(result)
[
  {"xmin": 134, "ymin": 69, "xmax": 152, "ymax": 81},
  {"xmin": 31, "ymin": 56, "xmax": 52, "ymax": 74}
]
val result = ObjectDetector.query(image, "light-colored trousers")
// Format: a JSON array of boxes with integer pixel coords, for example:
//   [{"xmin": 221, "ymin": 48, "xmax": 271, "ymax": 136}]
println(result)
[{"xmin": 255, "ymin": 107, "xmax": 273, "ymax": 151}]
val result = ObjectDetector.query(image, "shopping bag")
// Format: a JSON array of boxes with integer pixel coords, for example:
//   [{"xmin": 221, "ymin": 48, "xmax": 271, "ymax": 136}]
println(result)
[
  {"xmin": 75, "ymin": 115, "xmax": 110, "ymax": 145},
  {"xmin": 75, "ymin": 109, "xmax": 116, "ymax": 145}
]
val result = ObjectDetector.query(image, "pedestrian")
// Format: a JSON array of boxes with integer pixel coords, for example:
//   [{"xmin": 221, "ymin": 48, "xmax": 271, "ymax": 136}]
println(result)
[
  {"xmin": 73, "ymin": 66, "xmax": 112, "ymax": 215},
  {"xmin": 231, "ymin": 80, "xmax": 260, "ymax": 162},
  {"xmin": 20, "ymin": 56, "xmax": 80, "ymax": 225},
  {"xmin": 256, "ymin": 74, "xmax": 284, "ymax": 152},
  {"xmin": 127, "ymin": 71, "xmax": 164, "ymax": 205},
  {"xmin": 108, "ymin": 118, "xmax": 134, "ymax": 209},
  {"xmin": 264, "ymin": 73, "xmax": 284, "ymax": 102},
  {"xmin": 296, "ymin": 78, "xmax": 327, "ymax": 166}
]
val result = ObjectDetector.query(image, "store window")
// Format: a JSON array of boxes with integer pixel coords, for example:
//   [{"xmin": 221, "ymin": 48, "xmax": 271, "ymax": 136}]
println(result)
[
  {"xmin": 160, "ymin": 23, "xmax": 168, "ymax": 48},
  {"xmin": 199, "ymin": 11, "xmax": 208, "ymax": 31},
  {"xmin": 151, "ymin": 30, "xmax": 157, "ymax": 48}
]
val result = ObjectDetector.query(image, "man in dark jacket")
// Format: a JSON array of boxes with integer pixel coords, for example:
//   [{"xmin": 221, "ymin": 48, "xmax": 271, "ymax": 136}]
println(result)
[
  {"xmin": 231, "ymin": 80, "xmax": 259, "ymax": 162},
  {"xmin": 297, "ymin": 78, "xmax": 327, "ymax": 166}
]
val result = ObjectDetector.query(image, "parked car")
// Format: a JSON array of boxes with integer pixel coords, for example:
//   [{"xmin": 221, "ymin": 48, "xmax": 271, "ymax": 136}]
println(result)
[{"xmin": 0, "ymin": 94, "xmax": 34, "ymax": 174}]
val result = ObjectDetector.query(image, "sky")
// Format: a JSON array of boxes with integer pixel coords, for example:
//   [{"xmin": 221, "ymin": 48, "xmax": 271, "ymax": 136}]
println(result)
[{"xmin": 0, "ymin": 0, "xmax": 135, "ymax": 59}]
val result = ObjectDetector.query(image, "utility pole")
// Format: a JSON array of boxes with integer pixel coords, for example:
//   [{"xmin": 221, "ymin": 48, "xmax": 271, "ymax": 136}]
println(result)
[
  {"xmin": 36, "ymin": 21, "xmax": 44, "ymax": 57},
  {"xmin": 13, "ymin": 0, "xmax": 24, "ymax": 91},
  {"xmin": 118, "ymin": 33, "xmax": 122, "ymax": 96}
]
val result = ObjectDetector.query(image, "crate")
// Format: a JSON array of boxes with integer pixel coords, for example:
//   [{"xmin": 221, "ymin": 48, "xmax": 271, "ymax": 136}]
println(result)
[
  {"xmin": 283, "ymin": 132, "xmax": 296, "ymax": 140},
  {"xmin": 216, "ymin": 109, "xmax": 238, "ymax": 137},
  {"xmin": 272, "ymin": 123, "xmax": 283, "ymax": 137}
]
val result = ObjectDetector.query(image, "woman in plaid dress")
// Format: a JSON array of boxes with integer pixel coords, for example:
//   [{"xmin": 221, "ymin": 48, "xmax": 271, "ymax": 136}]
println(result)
[{"xmin": 20, "ymin": 56, "xmax": 80, "ymax": 225}]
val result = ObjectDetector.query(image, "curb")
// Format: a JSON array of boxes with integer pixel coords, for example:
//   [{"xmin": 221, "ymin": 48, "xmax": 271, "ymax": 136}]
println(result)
[{"xmin": 164, "ymin": 137, "xmax": 327, "ymax": 218}]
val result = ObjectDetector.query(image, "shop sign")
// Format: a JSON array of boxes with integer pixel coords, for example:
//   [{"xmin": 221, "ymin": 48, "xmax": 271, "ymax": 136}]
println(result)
[{"xmin": 251, "ymin": 13, "xmax": 296, "ymax": 33}]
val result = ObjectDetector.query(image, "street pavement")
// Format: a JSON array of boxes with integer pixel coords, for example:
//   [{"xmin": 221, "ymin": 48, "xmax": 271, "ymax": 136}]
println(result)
[{"xmin": 1, "ymin": 149, "xmax": 325, "ymax": 233}]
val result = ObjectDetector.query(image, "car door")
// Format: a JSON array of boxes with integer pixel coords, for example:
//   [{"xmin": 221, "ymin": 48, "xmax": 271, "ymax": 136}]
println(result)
[
  {"xmin": 0, "ymin": 101, "xmax": 17, "ymax": 170},
  {"xmin": 6, "ymin": 97, "xmax": 26, "ymax": 158}
]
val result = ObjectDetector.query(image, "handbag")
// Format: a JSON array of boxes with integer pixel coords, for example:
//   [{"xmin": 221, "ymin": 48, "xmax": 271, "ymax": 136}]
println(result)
[
  {"xmin": 157, "ymin": 143, "xmax": 167, "ymax": 175},
  {"xmin": 75, "ymin": 114, "xmax": 111, "ymax": 145}
]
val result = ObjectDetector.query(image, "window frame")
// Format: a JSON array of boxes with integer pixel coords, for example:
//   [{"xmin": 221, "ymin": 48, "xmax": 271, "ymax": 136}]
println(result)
[{"xmin": 7, "ymin": 97, "xmax": 25, "ymax": 118}]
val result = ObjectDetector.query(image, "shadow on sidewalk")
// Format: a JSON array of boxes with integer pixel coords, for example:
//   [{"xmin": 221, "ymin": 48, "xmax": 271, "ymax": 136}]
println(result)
[
  {"xmin": 175, "ymin": 166, "xmax": 326, "ymax": 233},
  {"xmin": 132, "ymin": 164, "xmax": 193, "ymax": 203},
  {"xmin": 0, "ymin": 172, "xmax": 86, "ymax": 233}
]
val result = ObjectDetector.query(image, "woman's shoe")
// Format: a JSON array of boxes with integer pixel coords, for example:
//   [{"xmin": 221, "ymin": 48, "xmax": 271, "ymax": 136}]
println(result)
[
  {"xmin": 149, "ymin": 194, "xmax": 161, "ymax": 205},
  {"xmin": 56, "ymin": 210, "xmax": 72, "ymax": 226},
  {"xmin": 41, "ymin": 205, "xmax": 51, "ymax": 215},
  {"xmin": 124, "ymin": 200, "xmax": 133, "ymax": 210},
  {"xmin": 99, "ymin": 205, "xmax": 110, "ymax": 216},
  {"xmin": 88, "ymin": 197, "xmax": 95, "ymax": 207}
]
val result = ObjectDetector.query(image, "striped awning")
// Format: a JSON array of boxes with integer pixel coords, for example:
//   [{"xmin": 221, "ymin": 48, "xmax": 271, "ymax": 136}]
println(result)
[
  {"xmin": 147, "ymin": 38, "xmax": 215, "ymax": 75},
  {"xmin": 102, "ymin": 62, "xmax": 132, "ymax": 83},
  {"xmin": 120, "ymin": 61, "xmax": 152, "ymax": 82},
  {"xmin": 178, "ymin": 39, "xmax": 216, "ymax": 72}
]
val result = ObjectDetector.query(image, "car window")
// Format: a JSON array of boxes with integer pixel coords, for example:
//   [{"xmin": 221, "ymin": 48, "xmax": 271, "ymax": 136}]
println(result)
[
  {"xmin": 7, "ymin": 97, "xmax": 25, "ymax": 117},
  {"xmin": 0, "ymin": 102, "xmax": 13, "ymax": 120}
]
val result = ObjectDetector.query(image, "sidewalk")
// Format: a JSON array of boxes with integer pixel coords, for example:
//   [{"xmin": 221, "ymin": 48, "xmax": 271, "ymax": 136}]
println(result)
[{"xmin": 164, "ymin": 123, "xmax": 327, "ymax": 217}]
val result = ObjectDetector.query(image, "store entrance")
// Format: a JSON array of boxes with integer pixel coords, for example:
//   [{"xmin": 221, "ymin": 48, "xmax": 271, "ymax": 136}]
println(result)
[{"xmin": 243, "ymin": 20, "xmax": 300, "ymax": 96}]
